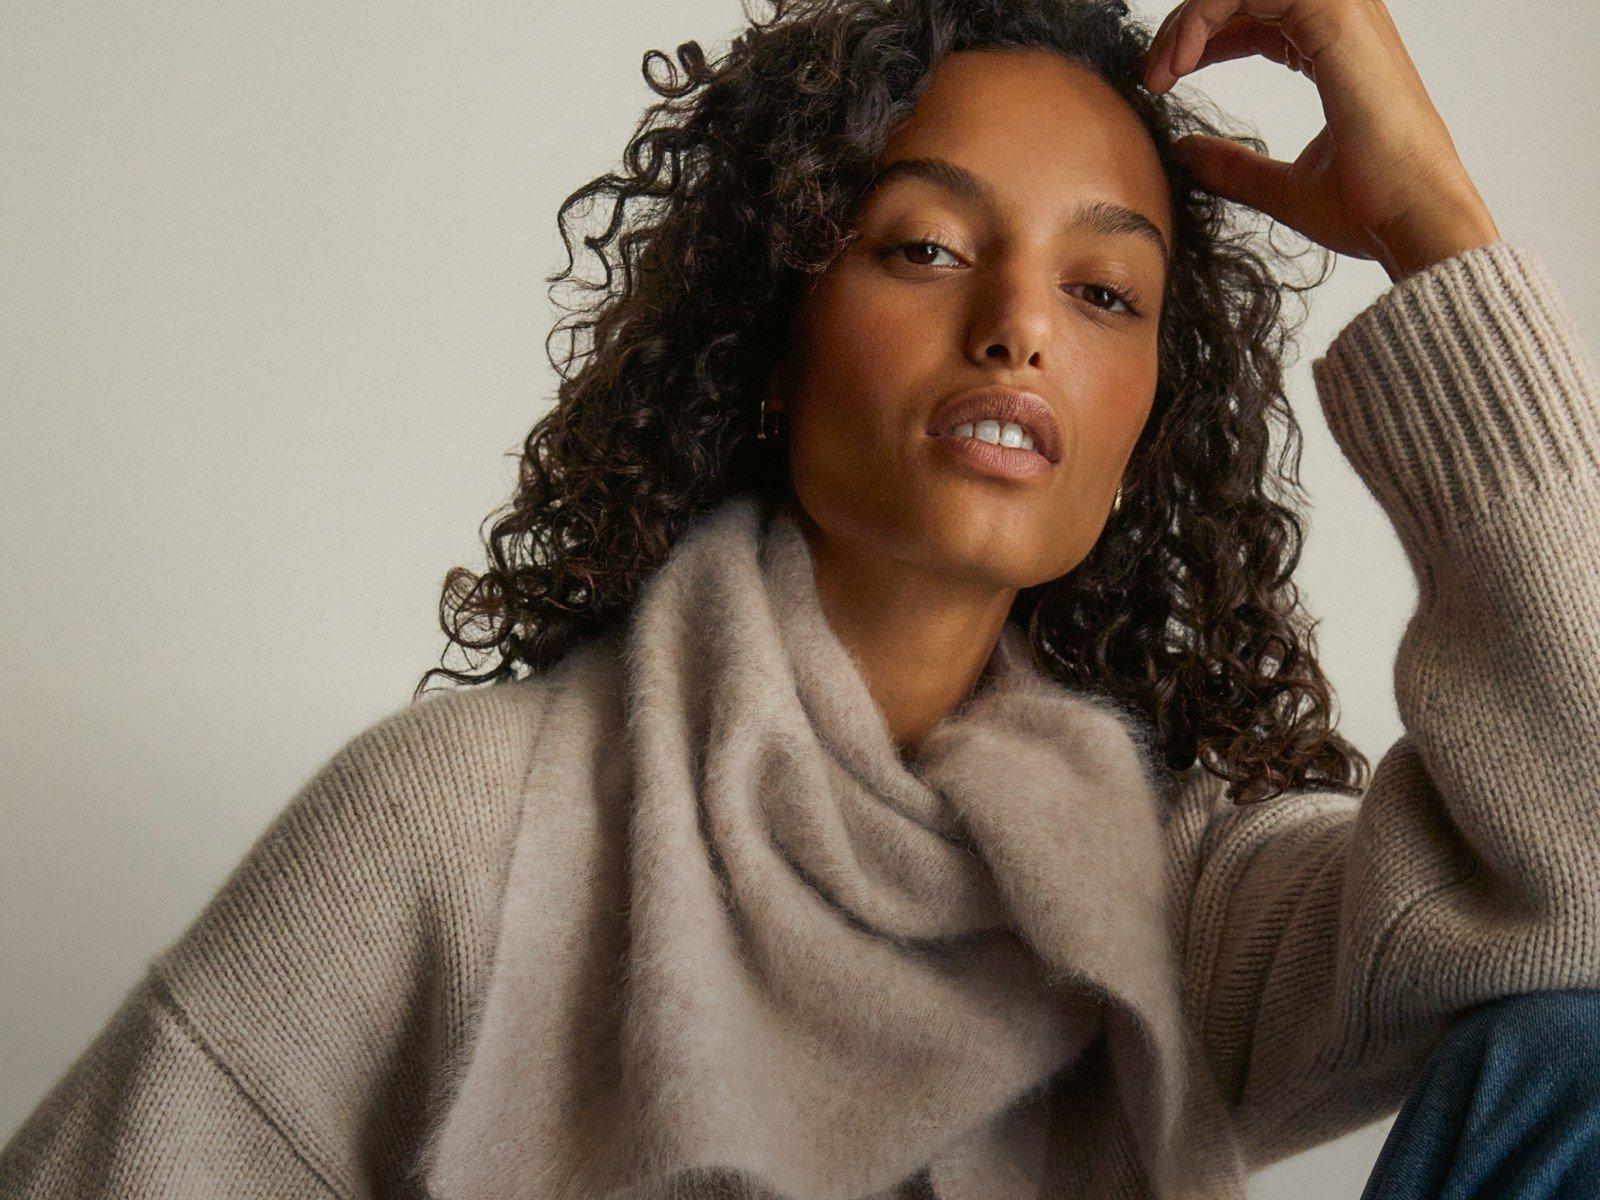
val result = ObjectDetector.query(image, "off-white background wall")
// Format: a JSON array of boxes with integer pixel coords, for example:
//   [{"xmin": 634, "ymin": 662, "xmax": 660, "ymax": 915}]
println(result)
[{"xmin": 3, "ymin": 1, "xmax": 1596, "ymax": 1194}]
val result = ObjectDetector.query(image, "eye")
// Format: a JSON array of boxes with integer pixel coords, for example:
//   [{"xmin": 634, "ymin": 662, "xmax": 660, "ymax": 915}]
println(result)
[
  {"xmin": 1067, "ymin": 281, "xmax": 1142, "ymax": 317},
  {"xmin": 882, "ymin": 238, "xmax": 963, "ymax": 268}
]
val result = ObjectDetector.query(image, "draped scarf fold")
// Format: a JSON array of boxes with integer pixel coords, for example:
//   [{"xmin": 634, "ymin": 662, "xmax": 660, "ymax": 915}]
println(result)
[{"xmin": 418, "ymin": 491, "xmax": 1234, "ymax": 1200}]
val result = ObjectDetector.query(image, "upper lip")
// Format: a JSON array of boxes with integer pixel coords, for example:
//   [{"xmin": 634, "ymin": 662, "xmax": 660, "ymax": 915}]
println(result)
[{"xmin": 925, "ymin": 384, "xmax": 1064, "ymax": 464}]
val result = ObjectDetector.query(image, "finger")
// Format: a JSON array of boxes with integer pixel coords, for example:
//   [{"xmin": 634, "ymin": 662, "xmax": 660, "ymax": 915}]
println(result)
[
  {"xmin": 1142, "ymin": 2, "xmax": 1192, "ymax": 90},
  {"xmin": 1147, "ymin": 0, "xmax": 1246, "ymax": 92},
  {"xmin": 1176, "ymin": 134, "xmax": 1302, "ymax": 227},
  {"xmin": 1171, "ymin": 2, "xmax": 1426, "ymax": 145},
  {"xmin": 1153, "ymin": 0, "xmax": 1351, "ymax": 93},
  {"xmin": 1167, "ymin": 1, "xmax": 1240, "ymax": 84},
  {"xmin": 1150, "ymin": 2, "xmax": 1186, "ymax": 56},
  {"xmin": 1181, "ymin": 0, "xmax": 1349, "ymax": 76},
  {"xmin": 1188, "ymin": 13, "xmax": 1317, "ymax": 79}
]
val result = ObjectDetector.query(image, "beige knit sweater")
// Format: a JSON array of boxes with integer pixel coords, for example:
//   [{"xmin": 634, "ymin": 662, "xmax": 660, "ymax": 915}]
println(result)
[{"xmin": 3, "ymin": 240, "xmax": 1599, "ymax": 1200}]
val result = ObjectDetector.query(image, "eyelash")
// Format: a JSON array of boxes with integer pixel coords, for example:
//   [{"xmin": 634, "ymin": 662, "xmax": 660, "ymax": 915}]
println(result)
[{"xmin": 881, "ymin": 238, "xmax": 1144, "ymax": 317}]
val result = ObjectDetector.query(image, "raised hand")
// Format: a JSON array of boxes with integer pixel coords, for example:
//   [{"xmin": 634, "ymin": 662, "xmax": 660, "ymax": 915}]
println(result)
[{"xmin": 1142, "ymin": 0, "xmax": 1501, "ymax": 282}]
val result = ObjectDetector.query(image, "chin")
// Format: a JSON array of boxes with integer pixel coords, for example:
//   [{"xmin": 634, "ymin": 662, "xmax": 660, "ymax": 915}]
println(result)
[{"xmin": 902, "ymin": 503, "xmax": 1049, "ymax": 587}]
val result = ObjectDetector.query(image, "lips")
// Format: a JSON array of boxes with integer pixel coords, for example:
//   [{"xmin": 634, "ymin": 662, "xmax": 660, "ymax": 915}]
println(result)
[{"xmin": 925, "ymin": 385, "xmax": 1064, "ymax": 464}]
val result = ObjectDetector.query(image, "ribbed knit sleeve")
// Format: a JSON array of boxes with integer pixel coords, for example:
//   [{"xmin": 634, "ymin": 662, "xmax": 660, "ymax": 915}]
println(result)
[
  {"xmin": 1311, "ymin": 240, "xmax": 1600, "ymax": 555},
  {"xmin": 0, "ymin": 678, "xmax": 550, "ymax": 1200},
  {"xmin": 1168, "ymin": 239, "xmax": 1600, "ymax": 1170}
]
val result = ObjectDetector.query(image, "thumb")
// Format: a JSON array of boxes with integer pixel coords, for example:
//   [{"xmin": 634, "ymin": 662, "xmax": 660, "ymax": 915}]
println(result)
[{"xmin": 1175, "ymin": 134, "xmax": 1297, "ymax": 224}]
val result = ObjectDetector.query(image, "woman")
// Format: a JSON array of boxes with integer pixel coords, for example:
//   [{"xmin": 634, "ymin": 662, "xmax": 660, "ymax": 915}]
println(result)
[{"xmin": 4, "ymin": 0, "xmax": 1599, "ymax": 1197}]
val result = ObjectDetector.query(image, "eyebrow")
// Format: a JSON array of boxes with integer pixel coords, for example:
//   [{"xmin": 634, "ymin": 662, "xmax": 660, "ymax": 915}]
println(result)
[{"xmin": 863, "ymin": 155, "xmax": 1171, "ymax": 265}]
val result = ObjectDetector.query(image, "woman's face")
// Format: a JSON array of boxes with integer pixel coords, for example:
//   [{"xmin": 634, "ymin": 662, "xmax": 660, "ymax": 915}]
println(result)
[{"xmin": 766, "ymin": 48, "xmax": 1172, "ymax": 593}]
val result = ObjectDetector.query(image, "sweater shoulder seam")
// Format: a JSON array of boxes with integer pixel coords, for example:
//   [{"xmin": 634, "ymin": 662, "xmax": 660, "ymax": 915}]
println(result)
[{"xmin": 144, "ymin": 970, "xmax": 349, "ymax": 1200}]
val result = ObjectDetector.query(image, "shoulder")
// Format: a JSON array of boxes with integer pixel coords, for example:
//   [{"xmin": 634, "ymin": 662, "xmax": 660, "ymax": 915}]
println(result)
[
  {"xmin": 315, "ymin": 673, "xmax": 553, "ymax": 810},
  {"xmin": 154, "ymin": 674, "xmax": 556, "ymax": 992},
  {"xmin": 143, "ymin": 674, "xmax": 559, "ymax": 1176},
  {"xmin": 206, "ymin": 676, "xmax": 548, "ymax": 898},
  {"xmin": 290, "ymin": 675, "xmax": 557, "ymax": 862}
]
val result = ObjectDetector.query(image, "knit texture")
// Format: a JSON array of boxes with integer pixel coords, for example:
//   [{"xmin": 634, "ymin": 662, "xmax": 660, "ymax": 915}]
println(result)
[{"xmin": 3, "ymin": 239, "xmax": 1598, "ymax": 1199}]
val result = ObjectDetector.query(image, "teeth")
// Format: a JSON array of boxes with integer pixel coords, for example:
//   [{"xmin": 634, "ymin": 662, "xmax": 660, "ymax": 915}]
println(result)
[{"xmin": 951, "ymin": 420, "xmax": 1035, "ymax": 453}]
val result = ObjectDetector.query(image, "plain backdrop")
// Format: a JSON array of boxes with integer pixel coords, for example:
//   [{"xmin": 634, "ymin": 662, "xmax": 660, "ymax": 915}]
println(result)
[{"xmin": 3, "ymin": 1, "xmax": 1597, "ymax": 1195}]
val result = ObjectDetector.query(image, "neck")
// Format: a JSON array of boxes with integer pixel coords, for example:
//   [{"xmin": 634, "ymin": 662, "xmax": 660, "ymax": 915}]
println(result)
[{"xmin": 779, "ymin": 496, "xmax": 1019, "ymax": 756}]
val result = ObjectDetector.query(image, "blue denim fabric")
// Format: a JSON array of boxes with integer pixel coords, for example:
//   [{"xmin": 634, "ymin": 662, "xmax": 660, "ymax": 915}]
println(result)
[{"xmin": 1358, "ymin": 988, "xmax": 1600, "ymax": 1200}]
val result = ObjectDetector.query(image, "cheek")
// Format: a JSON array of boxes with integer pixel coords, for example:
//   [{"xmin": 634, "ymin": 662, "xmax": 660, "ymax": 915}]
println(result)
[
  {"xmin": 775, "ymin": 273, "xmax": 959, "ymax": 545},
  {"xmin": 1072, "ymin": 358, "xmax": 1158, "ymax": 473},
  {"xmin": 780, "ymin": 277, "xmax": 948, "ymax": 487},
  {"xmin": 791, "ymin": 272, "xmax": 938, "ymax": 409}
]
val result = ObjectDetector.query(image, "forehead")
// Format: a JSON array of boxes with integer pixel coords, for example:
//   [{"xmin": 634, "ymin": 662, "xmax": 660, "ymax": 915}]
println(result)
[{"xmin": 873, "ymin": 48, "xmax": 1171, "ymax": 242}]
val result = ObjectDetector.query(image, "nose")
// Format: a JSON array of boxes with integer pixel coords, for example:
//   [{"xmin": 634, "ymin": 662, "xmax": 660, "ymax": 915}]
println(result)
[{"xmin": 965, "ymin": 263, "xmax": 1053, "ymax": 371}]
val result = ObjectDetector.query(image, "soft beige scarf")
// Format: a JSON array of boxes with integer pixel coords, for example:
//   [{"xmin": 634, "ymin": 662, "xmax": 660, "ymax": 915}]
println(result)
[{"xmin": 415, "ymin": 490, "xmax": 1238, "ymax": 1200}]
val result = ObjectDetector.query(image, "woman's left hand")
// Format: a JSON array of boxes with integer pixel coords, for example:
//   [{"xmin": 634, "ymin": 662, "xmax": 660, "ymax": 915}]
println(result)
[{"xmin": 1142, "ymin": 0, "xmax": 1501, "ymax": 282}]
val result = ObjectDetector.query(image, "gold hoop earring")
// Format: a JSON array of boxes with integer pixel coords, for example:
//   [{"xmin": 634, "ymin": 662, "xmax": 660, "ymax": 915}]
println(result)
[
  {"xmin": 757, "ymin": 394, "xmax": 783, "ymax": 441},
  {"xmin": 1110, "ymin": 483, "xmax": 1124, "ymax": 515}
]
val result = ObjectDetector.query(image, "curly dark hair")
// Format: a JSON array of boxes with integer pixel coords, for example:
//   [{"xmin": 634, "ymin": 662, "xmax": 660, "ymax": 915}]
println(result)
[{"xmin": 415, "ymin": 0, "xmax": 1371, "ymax": 807}]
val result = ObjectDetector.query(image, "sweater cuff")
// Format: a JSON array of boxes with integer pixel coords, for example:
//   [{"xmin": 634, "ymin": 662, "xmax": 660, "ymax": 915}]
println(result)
[{"xmin": 1310, "ymin": 239, "xmax": 1600, "ymax": 548}]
